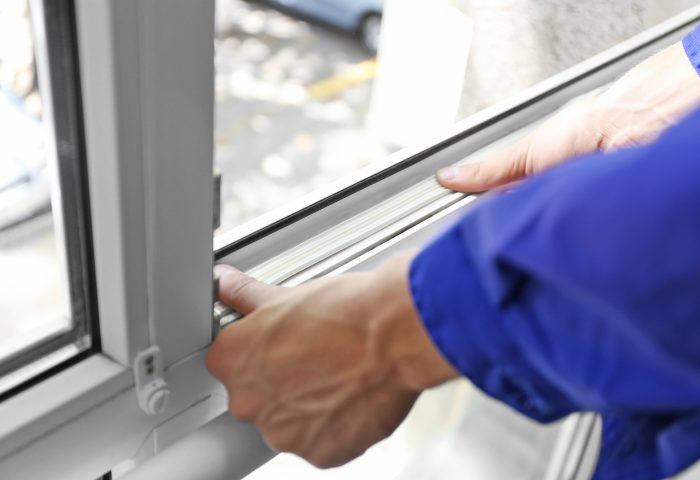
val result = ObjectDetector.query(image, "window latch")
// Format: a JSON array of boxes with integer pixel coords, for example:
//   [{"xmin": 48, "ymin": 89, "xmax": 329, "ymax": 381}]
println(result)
[{"xmin": 133, "ymin": 346, "xmax": 170, "ymax": 416}]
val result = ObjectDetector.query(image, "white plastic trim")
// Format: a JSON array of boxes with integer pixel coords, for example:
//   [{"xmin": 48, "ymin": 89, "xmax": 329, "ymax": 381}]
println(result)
[
  {"xmin": 0, "ymin": 350, "xmax": 226, "ymax": 480},
  {"xmin": 0, "ymin": 355, "xmax": 131, "ymax": 461}
]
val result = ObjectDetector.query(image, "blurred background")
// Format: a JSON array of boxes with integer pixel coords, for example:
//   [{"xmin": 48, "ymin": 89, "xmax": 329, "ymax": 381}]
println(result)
[{"xmin": 212, "ymin": 0, "xmax": 697, "ymax": 231}]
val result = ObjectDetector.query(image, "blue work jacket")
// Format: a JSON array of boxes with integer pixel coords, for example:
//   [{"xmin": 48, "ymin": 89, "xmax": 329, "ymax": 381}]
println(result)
[{"xmin": 410, "ymin": 25, "xmax": 700, "ymax": 480}]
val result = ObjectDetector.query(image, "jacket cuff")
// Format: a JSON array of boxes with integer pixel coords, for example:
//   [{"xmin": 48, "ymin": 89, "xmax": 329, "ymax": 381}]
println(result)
[
  {"xmin": 408, "ymin": 222, "xmax": 567, "ymax": 422},
  {"xmin": 683, "ymin": 24, "xmax": 700, "ymax": 77},
  {"xmin": 409, "ymin": 223, "xmax": 501, "ymax": 384}
]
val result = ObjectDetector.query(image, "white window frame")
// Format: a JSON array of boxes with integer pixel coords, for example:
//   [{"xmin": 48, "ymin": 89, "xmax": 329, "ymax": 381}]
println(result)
[
  {"xmin": 0, "ymin": 1, "xmax": 226, "ymax": 478},
  {"xmin": 0, "ymin": 1, "xmax": 699, "ymax": 479}
]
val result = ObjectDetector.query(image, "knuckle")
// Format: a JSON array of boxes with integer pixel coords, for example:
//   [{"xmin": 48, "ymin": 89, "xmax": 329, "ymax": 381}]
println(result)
[
  {"xmin": 594, "ymin": 127, "xmax": 614, "ymax": 151},
  {"xmin": 224, "ymin": 276, "xmax": 256, "ymax": 303},
  {"xmin": 217, "ymin": 323, "xmax": 245, "ymax": 351},
  {"xmin": 264, "ymin": 431, "xmax": 297, "ymax": 453},
  {"xmin": 206, "ymin": 333, "xmax": 241, "ymax": 377},
  {"xmin": 229, "ymin": 397, "xmax": 257, "ymax": 421},
  {"xmin": 519, "ymin": 141, "xmax": 536, "ymax": 177},
  {"xmin": 307, "ymin": 453, "xmax": 340, "ymax": 469},
  {"xmin": 205, "ymin": 345, "xmax": 223, "ymax": 378},
  {"xmin": 468, "ymin": 162, "xmax": 483, "ymax": 182}
]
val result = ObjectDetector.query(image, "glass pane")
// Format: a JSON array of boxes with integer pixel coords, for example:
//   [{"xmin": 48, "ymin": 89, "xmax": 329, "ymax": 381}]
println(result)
[
  {"xmin": 0, "ymin": 0, "xmax": 71, "ymax": 363},
  {"xmin": 0, "ymin": 0, "xmax": 92, "ymax": 394},
  {"xmin": 214, "ymin": 0, "xmax": 697, "ymax": 233}
]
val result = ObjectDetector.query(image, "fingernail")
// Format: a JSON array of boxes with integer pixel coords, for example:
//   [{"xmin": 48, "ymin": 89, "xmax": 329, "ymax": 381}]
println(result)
[{"xmin": 437, "ymin": 167, "xmax": 457, "ymax": 182}]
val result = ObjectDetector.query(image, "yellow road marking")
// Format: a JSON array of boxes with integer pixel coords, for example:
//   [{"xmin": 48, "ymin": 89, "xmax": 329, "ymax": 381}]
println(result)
[{"xmin": 308, "ymin": 58, "xmax": 377, "ymax": 100}]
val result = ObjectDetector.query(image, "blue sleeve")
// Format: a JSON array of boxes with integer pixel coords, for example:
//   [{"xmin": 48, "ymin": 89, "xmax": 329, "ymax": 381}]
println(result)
[
  {"xmin": 683, "ymin": 23, "xmax": 700, "ymax": 76},
  {"xmin": 409, "ymin": 107, "xmax": 700, "ymax": 480}
]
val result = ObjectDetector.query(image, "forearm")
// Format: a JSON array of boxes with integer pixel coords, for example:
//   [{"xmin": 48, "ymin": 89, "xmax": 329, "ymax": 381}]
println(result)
[
  {"xmin": 590, "ymin": 40, "xmax": 700, "ymax": 150},
  {"xmin": 438, "ymin": 24, "xmax": 700, "ymax": 193},
  {"xmin": 368, "ymin": 252, "xmax": 460, "ymax": 392},
  {"xmin": 412, "ymin": 107, "xmax": 700, "ymax": 478}
]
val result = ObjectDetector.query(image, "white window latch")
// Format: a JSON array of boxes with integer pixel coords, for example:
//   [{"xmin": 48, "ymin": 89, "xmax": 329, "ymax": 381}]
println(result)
[{"xmin": 134, "ymin": 346, "xmax": 171, "ymax": 416}]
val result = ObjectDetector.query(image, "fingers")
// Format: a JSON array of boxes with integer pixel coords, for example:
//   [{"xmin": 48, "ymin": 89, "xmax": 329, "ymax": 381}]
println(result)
[
  {"xmin": 214, "ymin": 264, "xmax": 285, "ymax": 314},
  {"xmin": 437, "ymin": 137, "xmax": 532, "ymax": 192}
]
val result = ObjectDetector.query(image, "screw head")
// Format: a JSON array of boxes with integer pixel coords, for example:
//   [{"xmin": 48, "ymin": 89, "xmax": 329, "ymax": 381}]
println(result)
[{"xmin": 146, "ymin": 386, "xmax": 170, "ymax": 415}]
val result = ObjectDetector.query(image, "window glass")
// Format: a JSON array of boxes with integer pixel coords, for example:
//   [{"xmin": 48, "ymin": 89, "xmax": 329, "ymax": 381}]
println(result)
[
  {"xmin": 0, "ymin": 0, "xmax": 92, "ymax": 394},
  {"xmin": 0, "ymin": 0, "xmax": 70, "ymax": 361},
  {"xmin": 214, "ymin": 0, "xmax": 697, "ymax": 233}
]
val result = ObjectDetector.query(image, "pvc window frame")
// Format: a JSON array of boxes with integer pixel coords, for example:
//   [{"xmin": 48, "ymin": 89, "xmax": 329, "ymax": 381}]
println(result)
[
  {"xmin": 1, "ymin": 1, "xmax": 223, "ymax": 478},
  {"xmin": 0, "ymin": 2, "xmax": 698, "ymax": 480}
]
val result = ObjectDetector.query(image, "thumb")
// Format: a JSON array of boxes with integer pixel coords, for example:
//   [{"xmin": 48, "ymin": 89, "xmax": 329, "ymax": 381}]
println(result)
[
  {"xmin": 214, "ymin": 264, "xmax": 285, "ymax": 314},
  {"xmin": 436, "ymin": 136, "xmax": 533, "ymax": 192}
]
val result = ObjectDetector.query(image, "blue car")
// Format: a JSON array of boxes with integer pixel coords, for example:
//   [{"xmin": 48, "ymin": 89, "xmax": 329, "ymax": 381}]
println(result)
[{"xmin": 261, "ymin": 0, "xmax": 383, "ymax": 52}]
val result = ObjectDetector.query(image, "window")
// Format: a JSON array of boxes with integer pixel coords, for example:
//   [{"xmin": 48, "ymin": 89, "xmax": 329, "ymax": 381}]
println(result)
[
  {"xmin": 212, "ymin": 2, "xmax": 700, "ymax": 479},
  {"xmin": 214, "ymin": 0, "xmax": 698, "ymax": 235},
  {"xmin": 0, "ymin": 1, "xmax": 699, "ymax": 479},
  {"xmin": 1, "ymin": 1, "xmax": 225, "ymax": 478},
  {"xmin": 0, "ymin": 0, "xmax": 94, "ymax": 396}
]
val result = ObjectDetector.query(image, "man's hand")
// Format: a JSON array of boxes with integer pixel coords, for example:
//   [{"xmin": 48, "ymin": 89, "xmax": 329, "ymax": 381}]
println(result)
[
  {"xmin": 206, "ymin": 253, "xmax": 458, "ymax": 468},
  {"xmin": 437, "ymin": 41, "xmax": 700, "ymax": 192}
]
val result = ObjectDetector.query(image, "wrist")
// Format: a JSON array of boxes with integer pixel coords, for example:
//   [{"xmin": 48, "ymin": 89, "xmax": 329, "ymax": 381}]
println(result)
[
  {"xmin": 590, "ymin": 41, "xmax": 700, "ymax": 150},
  {"xmin": 367, "ymin": 252, "xmax": 459, "ymax": 392}
]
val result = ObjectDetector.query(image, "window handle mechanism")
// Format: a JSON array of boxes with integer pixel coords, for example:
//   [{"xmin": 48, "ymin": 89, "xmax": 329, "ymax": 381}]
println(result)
[{"xmin": 133, "ymin": 346, "xmax": 170, "ymax": 416}]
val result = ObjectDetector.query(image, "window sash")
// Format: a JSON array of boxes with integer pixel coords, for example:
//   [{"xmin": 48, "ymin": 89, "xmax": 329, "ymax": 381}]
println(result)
[
  {"xmin": 76, "ymin": 0, "xmax": 215, "ymax": 368},
  {"xmin": 3, "ymin": 0, "xmax": 220, "ymax": 477}
]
